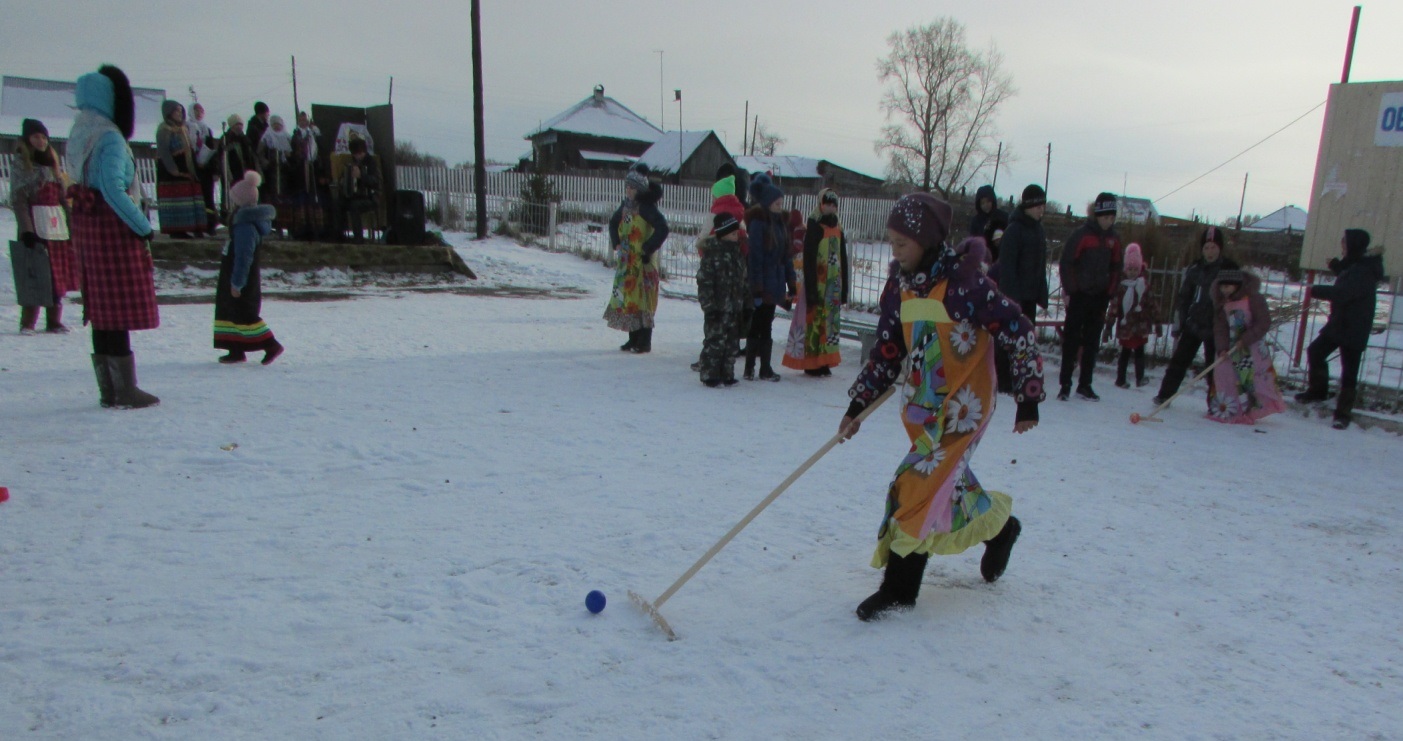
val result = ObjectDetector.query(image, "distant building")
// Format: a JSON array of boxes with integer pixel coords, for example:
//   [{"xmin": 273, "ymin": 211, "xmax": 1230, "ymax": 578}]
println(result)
[
  {"xmin": 525, "ymin": 85, "xmax": 662, "ymax": 173},
  {"xmin": 634, "ymin": 131, "xmax": 733, "ymax": 184},
  {"xmin": 734, "ymin": 155, "xmax": 886, "ymax": 196},
  {"xmin": 1, "ymin": 74, "xmax": 167, "ymax": 156},
  {"xmin": 1244, "ymin": 205, "xmax": 1308, "ymax": 233},
  {"xmin": 1114, "ymin": 196, "xmax": 1160, "ymax": 224}
]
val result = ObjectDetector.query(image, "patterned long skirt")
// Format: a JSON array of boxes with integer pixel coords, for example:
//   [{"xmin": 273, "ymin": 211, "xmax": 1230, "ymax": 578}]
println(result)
[{"xmin": 213, "ymin": 248, "xmax": 277, "ymax": 352}]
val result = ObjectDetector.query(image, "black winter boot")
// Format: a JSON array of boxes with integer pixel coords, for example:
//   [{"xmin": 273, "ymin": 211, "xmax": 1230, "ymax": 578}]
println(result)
[
  {"xmin": 620, "ymin": 331, "xmax": 637, "ymax": 352},
  {"xmin": 1333, "ymin": 387, "xmax": 1357, "ymax": 430},
  {"xmin": 980, "ymin": 515, "xmax": 1022, "ymax": 583},
  {"xmin": 856, "ymin": 551, "xmax": 929, "ymax": 621},
  {"xmin": 630, "ymin": 328, "xmax": 652, "ymax": 354}
]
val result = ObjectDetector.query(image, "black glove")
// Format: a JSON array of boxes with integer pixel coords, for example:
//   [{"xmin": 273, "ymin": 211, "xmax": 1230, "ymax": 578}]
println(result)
[
  {"xmin": 779, "ymin": 298, "xmax": 793, "ymax": 311},
  {"xmin": 1327, "ymin": 257, "xmax": 1343, "ymax": 274},
  {"xmin": 20, "ymin": 231, "xmax": 42, "ymax": 249}
]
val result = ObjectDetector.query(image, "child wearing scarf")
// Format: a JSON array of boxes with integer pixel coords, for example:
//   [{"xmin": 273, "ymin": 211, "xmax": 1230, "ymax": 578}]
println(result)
[{"xmin": 1103, "ymin": 242, "xmax": 1159, "ymax": 388}]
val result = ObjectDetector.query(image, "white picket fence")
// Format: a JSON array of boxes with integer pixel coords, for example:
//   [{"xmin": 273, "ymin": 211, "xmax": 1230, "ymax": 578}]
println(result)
[{"xmin": 0, "ymin": 153, "xmax": 159, "ymax": 205}]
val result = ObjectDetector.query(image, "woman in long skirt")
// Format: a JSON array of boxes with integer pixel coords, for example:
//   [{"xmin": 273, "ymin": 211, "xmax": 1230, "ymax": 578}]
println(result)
[{"xmin": 604, "ymin": 163, "xmax": 668, "ymax": 353}]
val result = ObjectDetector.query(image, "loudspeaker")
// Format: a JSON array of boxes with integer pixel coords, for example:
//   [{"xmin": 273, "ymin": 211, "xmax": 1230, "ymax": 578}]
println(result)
[{"xmin": 391, "ymin": 189, "xmax": 426, "ymax": 245}]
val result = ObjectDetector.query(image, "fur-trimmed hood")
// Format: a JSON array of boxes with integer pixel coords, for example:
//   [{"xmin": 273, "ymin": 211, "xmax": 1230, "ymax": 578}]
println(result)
[{"xmin": 1211, "ymin": 269, "xmax": 1262, "ymax": 307}]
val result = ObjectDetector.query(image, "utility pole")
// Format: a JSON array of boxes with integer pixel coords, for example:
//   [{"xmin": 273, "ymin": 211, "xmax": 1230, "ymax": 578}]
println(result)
[
  {"xmin": 751, "ymin": 115, "xmax": 759, "ymax": 156},
  {"xmin": 654, "ymin": 50, "xmax": 665, "ymax": 129},
  {"xmin": 471, "ymin": 0, "xmax": 488, "ymax": 238},
  {"xmin": 1235, "ymin": 172, "xmax": 1249, "ymax": 232},
  {"xmin": 675, "ymin": 90, "xmax": 683, "ymax": 183},
  {"xmin": 1044, "ymin": 142, "xmax": 1052, "ymax": 194},
  {"xmin": 388, "ymin": 76, "xmax": 394, "ymax": 105},
  {"xmin": 991, "ymin": 141, "xmax": 1002, "ymax": 190},
  {"xmin": 742, "ymin": 101, "xmax": 749, "ymax": 157},
  {"xmin": 291, "ymin": 56, "xmax": 299, "ymax": 116}
]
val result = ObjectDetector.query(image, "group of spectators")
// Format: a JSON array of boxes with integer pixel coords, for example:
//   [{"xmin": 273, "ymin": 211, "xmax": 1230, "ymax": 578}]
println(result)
[
  {"xmin": 967, "ymin": 185, "xmax": 1383, "ymax": 429},
  {"xmin": 154, "ymin": 100, "xmax": 381, "ymax": 243}
]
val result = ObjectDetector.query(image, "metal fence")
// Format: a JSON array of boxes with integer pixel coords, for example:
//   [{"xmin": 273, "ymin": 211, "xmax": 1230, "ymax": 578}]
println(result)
[{"xmin": 0, "ymin": 153, "xmax": 159, "ymax": 205}]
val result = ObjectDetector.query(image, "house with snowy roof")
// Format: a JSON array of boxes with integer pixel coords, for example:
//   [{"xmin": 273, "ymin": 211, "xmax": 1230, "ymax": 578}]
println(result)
[
  {"xmin": 734, "ymin": 154, "xmax": 886, "ymax": 196},
  {"xmin": 1244, "ymin": 205, "xmax": 1308, "ymax": 233},
  {"xmin": 634, "ymin": 130, "xmax": 733, "ymax": 184},
  {"xmin": 525, "ymin": 85, "xmax": 662, "ymax": 173}
]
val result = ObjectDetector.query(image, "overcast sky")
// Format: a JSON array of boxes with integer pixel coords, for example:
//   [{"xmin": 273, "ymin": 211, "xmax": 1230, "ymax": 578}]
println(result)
[{"xmin": 2, "ymin": 0, "xmax": 1398, "ymax": 221}]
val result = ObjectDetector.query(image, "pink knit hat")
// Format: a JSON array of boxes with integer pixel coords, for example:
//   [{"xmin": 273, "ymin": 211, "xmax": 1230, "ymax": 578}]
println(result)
[
  {"xmin": 1124, "ymin": 242, "xmax": 1144, "ymax": 272},
  {"xmin": 229, "ymin": 170, "xmax": 261, "ymax": 208}
]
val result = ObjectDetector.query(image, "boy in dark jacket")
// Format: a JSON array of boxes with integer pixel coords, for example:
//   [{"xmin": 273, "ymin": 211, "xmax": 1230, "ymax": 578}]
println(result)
[
  {"xmin": 968, "ymin": 184, "xmax": 1007, "ymax": 242},
  {"xmin": 696, "ymin": 213, "xmax": 748, "ymax": 386},
  {"xmin": 1297, "ymin": 228, "xmax": 1385, "ymax": 429},
  {"xmin": 997, "ymin": 184, "xmax": 1050, "ymax": 322},
  {"xmin": 1153, "ymin": 226, "xmax": 1239, "ymax": 406},
  {"xmin": 1056, "ymin": 192, "xmax": 1123, "ymax": 400}
]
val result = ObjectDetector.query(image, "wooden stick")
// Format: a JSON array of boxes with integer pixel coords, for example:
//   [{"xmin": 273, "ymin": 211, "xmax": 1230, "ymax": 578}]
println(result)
[
  {"xmin": 633, "ymin": 386, "xmax": 897, "ymax": 639},
  {"xmin": 1131, "ymin": 354, "xmax": 1227, "ymax": 424}
]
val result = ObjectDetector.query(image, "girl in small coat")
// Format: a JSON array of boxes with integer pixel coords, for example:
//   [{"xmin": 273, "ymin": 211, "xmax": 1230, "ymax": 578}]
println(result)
[
  {"xmin": 1206, "ymin": 269, "xmax": 1286, "ymax": 424},
  {"xmin": 1103, "ymin": 242, "xmax": 1158, "ymax": 388},
  {"xmin": 213, "ymin": 171, "xmax": 283, "ymax": 365},
  {"xmin": 839, "ymin": 193, "xmax": 1043, "ymax": 622},
  {"xmin": 9, "ymin": 118, "xmax": 77, "ymax": 333},
  {"xmin": 782, "ymin": 188, "xmax": 849, "ymax": 376},
  {"xmin": 605, "ymin": 163, "xmax": 669, "ymax": 353}
]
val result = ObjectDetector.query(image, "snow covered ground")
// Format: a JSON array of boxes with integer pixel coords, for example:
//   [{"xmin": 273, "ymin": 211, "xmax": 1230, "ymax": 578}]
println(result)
[{"xmin": 2, "ymin": 209, "xmax": 1402, "ymax": 739}]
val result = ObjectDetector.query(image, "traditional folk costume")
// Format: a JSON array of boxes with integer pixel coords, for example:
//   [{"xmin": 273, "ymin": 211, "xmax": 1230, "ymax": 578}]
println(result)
[
  {"xmin": 1206, "ymin": 270, "xmax": 1286, "ymax": 425},
  {"xmin": 9, "ymin": 119, "xmax": 78, "ymax": 333},
  {"xmin": 846, "ymin": 194, "xmax": 1043, "ymax": 621},
  {"xmin": 214, "ymin": 171, "xmax": 283, "ymax": 365},
  {"xmin": 154, "ymin": 100, "xmax": 208, "ymax": 236},
  {"xmin": 605, "ymin": 164, "xmax": 668, "ymax": 353},
  {"xmin": 782, "ymin": 189, "xmax": 848, "ymax": 374}
]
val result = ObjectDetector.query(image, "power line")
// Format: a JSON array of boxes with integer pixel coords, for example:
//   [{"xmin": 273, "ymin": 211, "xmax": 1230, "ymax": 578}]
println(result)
[{"xmin": 1154, "ymin": 101, "xmax": 1325, "ymax": 203}]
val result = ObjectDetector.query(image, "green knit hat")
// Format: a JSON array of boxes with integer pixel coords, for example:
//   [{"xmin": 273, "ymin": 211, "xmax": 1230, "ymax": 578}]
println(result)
[{"xmin": 712, "ymin": 175, "xmax": 735, "ymax": 199}]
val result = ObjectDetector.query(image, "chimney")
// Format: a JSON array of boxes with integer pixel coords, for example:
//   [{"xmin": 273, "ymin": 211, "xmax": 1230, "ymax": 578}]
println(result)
[{"xmin": 593, "ymin": 85, "xmax": 605, "ymax": 105}]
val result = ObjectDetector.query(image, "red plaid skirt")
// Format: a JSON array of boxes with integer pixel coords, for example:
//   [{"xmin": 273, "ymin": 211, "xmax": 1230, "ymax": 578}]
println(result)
[
  {"xmin": 68, "ymin": 186, "xmax": 159, "ymax": 331},
  {"xmin": 32, "ymin": 182, "xmax": 80, "ymax": 295}
]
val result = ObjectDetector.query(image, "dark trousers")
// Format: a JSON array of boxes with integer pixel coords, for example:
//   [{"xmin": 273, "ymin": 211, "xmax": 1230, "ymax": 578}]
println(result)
[
  {"xmin": 340, "ymin": 198, "xmax": 377, "ymax": 241},
  {"xmin": 745, "ymin": 302, "xmax": 777, "ymax": 373},
  {"xmin": 1117, "ymin": 345, "xmax": 1146, "ymax": 384},
  {"xmin": 92, "ymin": 329, "xmax": 132, "ymax": 357},
  {"xmin": 1059, "ymin": 292, "xmax": 1110, "ymax": 390},
  {"xmin": 1156, "ymin": 329, "xmax": 1216, "ymax": 399},
  {"xmin": 1307, "ymin": 335, "xmax": 1364, "ymax": 420}
]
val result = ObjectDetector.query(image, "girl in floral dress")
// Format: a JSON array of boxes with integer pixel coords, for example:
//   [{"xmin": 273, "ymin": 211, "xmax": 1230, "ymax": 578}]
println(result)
[
  {"xmin": 838, "ymin": 193, "xmax": 1044, "ymax": 622},
  {"xmin": 782, "ymin": 188, "xmax": 849, "ymax": 376},
  {"xmin": 1206, "ymin": 269, "xmax": 1286, "ymax": 424},
  {"xmin": 604, "ymin": 164, "xmax": 669, "ymax": 353}
]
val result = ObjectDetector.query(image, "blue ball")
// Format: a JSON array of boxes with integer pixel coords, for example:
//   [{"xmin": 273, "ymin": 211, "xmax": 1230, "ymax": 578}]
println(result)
[{"xmin": 585, "ymin": 590, "xmax": 606, "ymax": 614}]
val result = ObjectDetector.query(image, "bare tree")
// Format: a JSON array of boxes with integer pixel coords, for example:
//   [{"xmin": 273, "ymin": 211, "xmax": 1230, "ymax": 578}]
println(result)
[
  {"xmin": 751, "ymin": 121, "xmax": 786, "ymax": 157},
  {"xmin": 875, "ymin": 18, "xmax": 1015, "ymax": 197}
]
